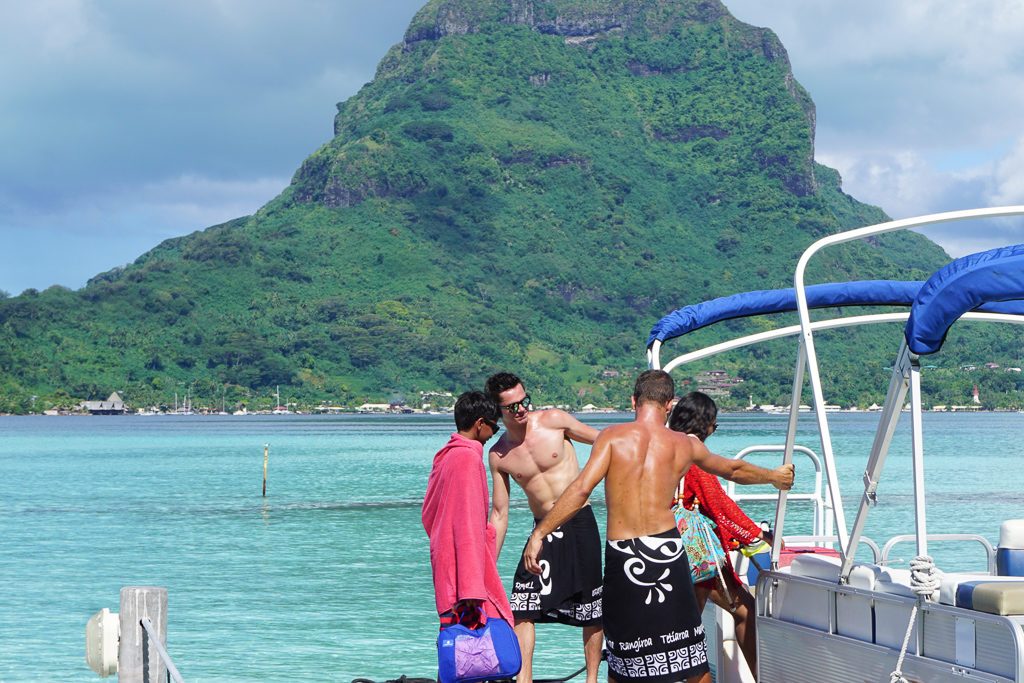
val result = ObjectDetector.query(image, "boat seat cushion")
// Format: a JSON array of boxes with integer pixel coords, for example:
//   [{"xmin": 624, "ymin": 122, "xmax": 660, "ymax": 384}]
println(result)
[
  {"xmin": 997, "ymin": 548, "xmax": 1024, "ymax": 576},
  {"xmin": 789, "ymin": 553, "xmax": 842, "ymax": 580},
  {"xmin": 938, "ymin": 573, "xmax": 1018, "ymax": 605},
  {"xmin": 999, "ymin": 519, "xmax": 1024, "ymax": 547},
  {"xmin": 956, "ymin": 581, "xmax": 1024, "ymax": 615},
  {"xmin": 874, "ymin": 568, "xmax": 916, "ymax": 597}
]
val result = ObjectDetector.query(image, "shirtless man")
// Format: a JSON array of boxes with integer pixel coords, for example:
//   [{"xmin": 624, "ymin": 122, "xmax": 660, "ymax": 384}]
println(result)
[
  {"xmin": 524, "ymin": 370, "xmax": 794, "ymax": 683},
  {"xmin": 484, "ymin": 372, "xmax": 602, "ymax": 683}
]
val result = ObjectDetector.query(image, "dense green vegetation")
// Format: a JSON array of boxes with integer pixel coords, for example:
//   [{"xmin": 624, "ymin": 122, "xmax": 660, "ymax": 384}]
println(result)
[{"xmin": 2, "ymin": 0, "xmax": 1021, "ymax": 414}]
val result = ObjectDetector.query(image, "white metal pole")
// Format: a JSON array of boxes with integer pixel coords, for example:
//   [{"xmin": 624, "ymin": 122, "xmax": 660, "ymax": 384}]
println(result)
[{"xmin": 910, "ymin": 358, "xmax": 928, "ymax": 558}]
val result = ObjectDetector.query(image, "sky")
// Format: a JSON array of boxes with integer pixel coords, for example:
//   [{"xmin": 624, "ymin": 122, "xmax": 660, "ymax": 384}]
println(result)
[{"xmin": 2, "ymin": 0, "xmax": 1023, "ymax": 296}]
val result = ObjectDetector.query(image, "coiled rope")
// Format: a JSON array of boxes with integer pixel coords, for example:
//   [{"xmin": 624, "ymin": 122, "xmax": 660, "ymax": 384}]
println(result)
[{"xmin": 888, "ymin": 555, "xmax": 939, "ymax": 683}]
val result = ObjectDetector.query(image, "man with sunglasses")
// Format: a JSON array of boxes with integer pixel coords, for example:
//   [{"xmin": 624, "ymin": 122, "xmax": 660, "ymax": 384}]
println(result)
[
  {"xmin": 484, "ymin": 372, "xmax": 602, "ymax": 683},
  {"xmin": 423, "ymin": 391, "xmax": 513, "ymax": 633}
]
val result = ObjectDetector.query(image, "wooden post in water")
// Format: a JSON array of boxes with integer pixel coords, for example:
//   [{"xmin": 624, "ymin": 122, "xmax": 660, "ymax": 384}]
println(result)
[
  {"xmin": 118, "ymin": 586, "xmax": 168, "ymax": 683},
  {"xmin": 263, "ymin": 443, "xmax": 269, "ymax": 496}
]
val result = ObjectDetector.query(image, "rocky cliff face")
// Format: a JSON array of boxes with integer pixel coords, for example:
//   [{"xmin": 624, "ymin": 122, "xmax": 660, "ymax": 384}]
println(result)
[
  {"xmin": 404, "ymin": 0, "xmax": 734, "ymax": 43},
  {"xmin": 404, "ymin": 0, "xmax": 783, "ymax": 61}
]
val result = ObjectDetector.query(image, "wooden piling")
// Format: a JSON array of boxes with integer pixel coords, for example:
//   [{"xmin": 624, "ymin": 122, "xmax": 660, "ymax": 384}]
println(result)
[
  {"xmin": 263, "ymin": 443, "xmax": 269, "ymax": 496},
  {"xmin": 118, "ymin": 586, "xmax": 167, "ymax": 683}
]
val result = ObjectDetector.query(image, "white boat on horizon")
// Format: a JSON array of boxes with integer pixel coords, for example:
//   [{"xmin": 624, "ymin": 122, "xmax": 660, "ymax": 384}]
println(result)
[{"xmin": 648, "ymin": 206, "xmax": 1024, "ymax": 682}]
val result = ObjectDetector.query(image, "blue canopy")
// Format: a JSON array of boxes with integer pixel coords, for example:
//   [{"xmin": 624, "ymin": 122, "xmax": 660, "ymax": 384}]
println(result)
[
  {"xmin": 648, "ymin": 280, "xmax": 924, "ymax": 348},
  {"xmin": 905, "ymin": 244, "xmax": 1024, "ymax": 354}
]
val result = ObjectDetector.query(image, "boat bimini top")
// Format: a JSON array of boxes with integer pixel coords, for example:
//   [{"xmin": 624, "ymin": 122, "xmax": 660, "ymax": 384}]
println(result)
[
  {"xmin": 647, "ymin": 206, "xmax": 1024, "ymax": 580},
  {"xmin": 905, "ymin": 243, "xmax": 1024, "ymax": 354}
]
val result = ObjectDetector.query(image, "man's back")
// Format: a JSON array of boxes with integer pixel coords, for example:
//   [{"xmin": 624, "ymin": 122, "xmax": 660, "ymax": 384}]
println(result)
[{"xmin": 597, "ymin": 414, "xmax": 696, "ymax": 540}]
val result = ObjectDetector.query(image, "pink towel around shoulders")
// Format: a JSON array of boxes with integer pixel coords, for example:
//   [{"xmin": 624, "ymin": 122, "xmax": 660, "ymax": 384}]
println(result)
[{"xmin": 423, "ymin": 433, "xmax": 513, "ymax": 623}]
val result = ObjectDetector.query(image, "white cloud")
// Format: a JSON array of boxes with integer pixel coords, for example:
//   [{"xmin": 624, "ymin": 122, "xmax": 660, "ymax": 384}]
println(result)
[
  {"xmin": 990, "ymin": 139, "xmax": 1024, "ymax": 207},
  {"xmin": 724, "ymin": 0, "xmax": 1024, "ymax": 256}
]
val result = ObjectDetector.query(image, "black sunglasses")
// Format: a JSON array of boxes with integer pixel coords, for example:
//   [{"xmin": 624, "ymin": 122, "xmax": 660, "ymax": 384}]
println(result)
[
  {"xmin": 502, "ymin": 394, "xmax": 532, "ymax": 414},
  {"xmin": 482, "ymin": 418, "xmax": 500, "ymax": 434}
]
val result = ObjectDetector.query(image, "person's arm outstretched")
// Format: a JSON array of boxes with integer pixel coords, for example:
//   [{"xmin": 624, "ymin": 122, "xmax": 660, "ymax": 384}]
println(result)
[{"xmin": 692, "ymin": 441, "xmax": 794, "ymax": 490}]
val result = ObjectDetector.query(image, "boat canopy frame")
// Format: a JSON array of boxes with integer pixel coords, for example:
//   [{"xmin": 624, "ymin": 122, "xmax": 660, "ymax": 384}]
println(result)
[
  {"xmin": 787, "ymin": 206, "xmax": 1024, "ymax": 578},
  {"xmin": 647, "ymin": 205, "xmax": 1024, "ymax": 579}
]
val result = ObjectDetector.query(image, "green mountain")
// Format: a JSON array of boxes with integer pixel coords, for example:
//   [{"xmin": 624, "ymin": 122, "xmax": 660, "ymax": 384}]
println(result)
[{"xmin": 0, "ymin": 0, "xmax": 974, "ymax": 413}]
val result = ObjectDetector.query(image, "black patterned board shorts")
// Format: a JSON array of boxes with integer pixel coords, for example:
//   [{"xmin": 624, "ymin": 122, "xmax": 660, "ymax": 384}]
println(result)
[
  {"xmin": 603, "ymin": 528, "xmax": 709, "ymax": 683},
  {"xmin": 510, "ymin": 505, "xmax": 603, "ymax": 626}
]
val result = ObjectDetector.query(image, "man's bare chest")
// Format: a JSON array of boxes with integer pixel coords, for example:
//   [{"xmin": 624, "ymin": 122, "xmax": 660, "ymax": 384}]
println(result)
[{"xmin": 499, "ymin": 438, "xmax": 574, "ymax": 479}]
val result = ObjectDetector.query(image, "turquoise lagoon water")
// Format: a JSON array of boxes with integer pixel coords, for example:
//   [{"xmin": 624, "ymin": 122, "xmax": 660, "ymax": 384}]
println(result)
[{"xmin": 1, "ymin": 411, "xmax": 1022, "ymax": 682}]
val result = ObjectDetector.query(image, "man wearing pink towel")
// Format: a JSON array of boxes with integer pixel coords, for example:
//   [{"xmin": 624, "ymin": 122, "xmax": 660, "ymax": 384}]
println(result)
[{"xmin": 423, "ymin": 390, "xmax": 513, "ymax": 629}]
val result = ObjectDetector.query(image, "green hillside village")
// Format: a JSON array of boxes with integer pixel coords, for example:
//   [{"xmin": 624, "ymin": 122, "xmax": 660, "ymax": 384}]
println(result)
[{"xmin": 4, "ymin": 0, "xmax": 1024, "ymax": 415}]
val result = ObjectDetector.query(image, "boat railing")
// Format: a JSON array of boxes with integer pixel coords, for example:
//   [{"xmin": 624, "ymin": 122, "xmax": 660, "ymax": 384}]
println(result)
[
  {"xmin": 755, "ymin": 564, "xmax": 1024, "ymax": 681},
  {"xmin": 881, "ymin": 533, "xmax": 996, "ymax": 573},
  {"xmin": 725, "ymin": 444, "xmax": 833, "ymax": 540}
]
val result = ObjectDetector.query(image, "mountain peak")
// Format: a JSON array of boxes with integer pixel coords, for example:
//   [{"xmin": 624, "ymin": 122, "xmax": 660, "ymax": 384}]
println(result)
[{"xmin": 404, "ymin": 0, "xmax": 755, "ymax": 46}]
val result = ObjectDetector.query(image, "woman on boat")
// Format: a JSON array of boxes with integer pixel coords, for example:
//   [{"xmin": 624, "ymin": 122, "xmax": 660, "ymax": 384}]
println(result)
[{"xmin": 669, "ymin": 391, "xmax": 775, "ymax": 679}]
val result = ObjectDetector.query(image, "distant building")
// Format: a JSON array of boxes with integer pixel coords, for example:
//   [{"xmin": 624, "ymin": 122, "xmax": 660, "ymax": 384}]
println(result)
[
  {"xmin": 79, "ymin": 392, "xmax": 127, "ymax": 415},
  {"xmin": 694, "ymin": 369, "xmax": 744, "ymax": 397},
  {"xmin": 357, "ymin": 403, "xmax": 391, "ymax": 413}
]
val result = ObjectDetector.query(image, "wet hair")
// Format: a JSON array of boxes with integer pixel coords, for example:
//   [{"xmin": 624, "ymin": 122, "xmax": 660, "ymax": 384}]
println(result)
[
  {"xmin": 669, "ymin": 391, "xmax": 718, "ymax": 440},
  {"xmin": 633, "ymin": 369, "xmax": 675, "ymax": 406},
  {"xmin": 454, "ymin": 390, "xmax": 500, "ymax": 431},
  {"xmin": 484, "ymin": 372, "xmax": 522, "ymax": 401}
]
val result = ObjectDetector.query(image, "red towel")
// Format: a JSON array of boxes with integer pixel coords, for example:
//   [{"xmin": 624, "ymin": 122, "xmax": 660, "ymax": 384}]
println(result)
[{"xmin": 423, "ymin": 433, "xmax": 513, "ymax": 623}]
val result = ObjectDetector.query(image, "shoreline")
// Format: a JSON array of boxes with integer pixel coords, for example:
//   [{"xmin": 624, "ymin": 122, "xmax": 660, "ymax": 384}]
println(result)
[{"xmin": 1, "ymin": 407, "xmax": 1019, "ymax": 418}]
